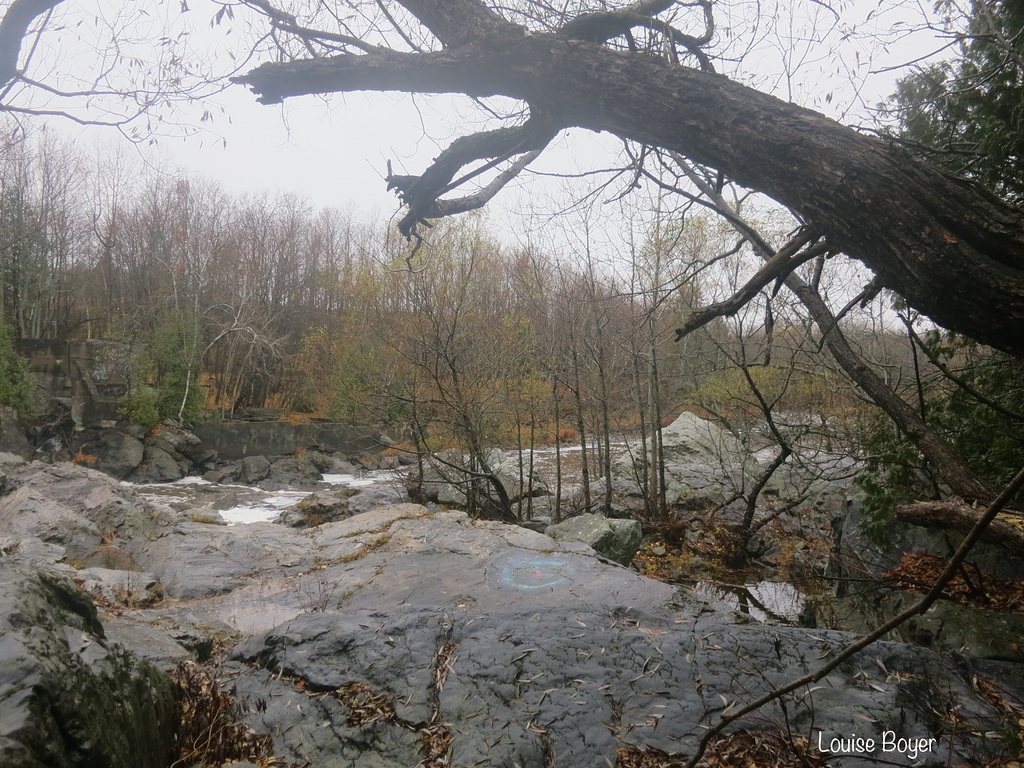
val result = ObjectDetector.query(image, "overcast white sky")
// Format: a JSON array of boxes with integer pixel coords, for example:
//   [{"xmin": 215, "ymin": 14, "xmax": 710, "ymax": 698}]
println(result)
[{"xmin": 14, "ymin": 0, "xmax": 953, "ymax": 223}]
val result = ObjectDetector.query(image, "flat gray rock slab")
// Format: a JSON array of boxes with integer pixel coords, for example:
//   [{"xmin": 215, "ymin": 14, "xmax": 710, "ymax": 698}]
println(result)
[
  {"xmin": 229, "ymin": 605, "xmax": 1006, "ymax": 768},
  {"xmin": 166, "ymin": 506, "xmax": 678, "ymax": 636},
  {"xmin": 332, "ymin": 511, "xmax": 677, "ymax": 613},
  {"xmin": 136, "ymin": 520, "xmax": 317, "ymax": 599},
  {"xmin": 197, "ymin": 507, "xmax": 1013, "ymax": 768}
]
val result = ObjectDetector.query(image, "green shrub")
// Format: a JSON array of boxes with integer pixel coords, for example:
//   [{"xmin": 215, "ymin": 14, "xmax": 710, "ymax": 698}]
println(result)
[
  {"xmin": 0, "ymin": 322, "xmax": 34, "ymax": 415},
  {"xmin": 117, "ymin": 387, "xmax": 162, "ymax": 428},
  {"xmin": 854, "ymin": 333, "xmax": 1024, "ymax": 541}
]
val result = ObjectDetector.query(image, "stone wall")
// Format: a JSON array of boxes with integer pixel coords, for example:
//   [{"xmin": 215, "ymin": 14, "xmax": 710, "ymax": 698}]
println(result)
[
  {"xmin": 16, "ymin": 339, "xmax": 130, "ymax": 427},
  {"xmin": 193, "ymin": 421, "xmax": 387, "ymax": 460}
]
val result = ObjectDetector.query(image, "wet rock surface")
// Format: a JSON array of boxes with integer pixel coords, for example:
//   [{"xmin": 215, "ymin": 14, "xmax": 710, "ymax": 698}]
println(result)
[
  {"xmin": 209, "ymin": 510, "xmax": 1016, "ymax": 768},
  {"xmin": 0, "ymin": 561, "xmax": 175, "ymax": 768},
  {"xmin": 0, "ymin": 456, "xmax": 1021, "ymax": 767},
  {"xmin": 136, "ymin": 520, "xmax": 317, "ymax": 599},
  {"xmin": 228, "ymin": 608, "xmax": 1006, "ymax": 768}
]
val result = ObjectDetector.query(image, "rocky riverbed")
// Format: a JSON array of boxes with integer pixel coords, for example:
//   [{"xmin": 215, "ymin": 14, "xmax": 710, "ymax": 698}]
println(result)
[{"xmin": 1, "ymin": 453, "xmax": 1022, "ymax": 767}]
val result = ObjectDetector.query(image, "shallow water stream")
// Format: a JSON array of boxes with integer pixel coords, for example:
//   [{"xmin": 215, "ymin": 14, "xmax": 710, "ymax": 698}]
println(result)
[
  {"xmin": 128, "ymin": 469, "xmax": 403, "ymax": 524},
  {"xmin": 125, "ymin": 462, "xmax": 822, "ymax": 629}
]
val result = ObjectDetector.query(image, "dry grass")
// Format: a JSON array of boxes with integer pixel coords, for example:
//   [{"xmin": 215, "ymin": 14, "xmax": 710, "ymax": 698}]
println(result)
[
  {"xmin": 616, "ymin": 731, "xmax": 825, "ymax": 768},
  {"xmin": 170, "ymin": 662, "xmax": 273, "ymax": 768},
  {"xmin": 883, "ymin": 552, "xmax": 1024, "ymax": 615}
]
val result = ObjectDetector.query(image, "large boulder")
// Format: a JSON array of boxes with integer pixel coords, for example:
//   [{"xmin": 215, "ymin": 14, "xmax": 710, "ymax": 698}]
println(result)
[
  {"xmin": 0, "ymin": 461, "xmax": 167, "ymax": 568},
  {"xmin": 258, "ymin": 456, "xmax": 322, "ymax": 490},
  {"xmin": 837, "ymin": 499, "xmax": 1024, "ymax": 582},
  {"xmin": 418, "ymin": 448, "xmax": 548, "ymax": 508},
  {"xmin": 0, "ymin": 487, "xmax": 104, "ymax": 563},
  {"xmin": 68, "ymin": 429, "xmax": 145, "ymax": 480},
  {"xmin": 653, "ymin": 412, "xmax": 752, "ymax": 508},
  {"xmin": 0, "ymin": 561, "xmax": 175, "ymax": 768},
  {"xmin": 148, "ymin": 422, "xmax": 205, "ymax": 463},
  {"xmin": 545, "ymin": 512, "xmax": 643, "ymax": 565},
  {"xmin": 612, "ymin": 412, "xmax": 754, "ymax": 511},
  {"xmin": 128, "ymin": 445, "xmax": 184, "ymax": 483},
  {"xmin": 658, "ymin": 410, "xmax": 749, "ymax": 463},
  {"xmin": 240, "ymin": 455, "xmax": 271, "ymax": 484},
  {"xmin": 345, "ymin": 483, "xmax": 409, "ymax": 515},
  {"xmin": 277, "ymin": 488, "xmax": 358, "ymax": 528}
]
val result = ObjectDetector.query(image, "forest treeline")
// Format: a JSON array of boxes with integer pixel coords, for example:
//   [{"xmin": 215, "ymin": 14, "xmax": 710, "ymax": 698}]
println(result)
[
  {"xmin": 0, "ymin": 126, "xmax": 877, "ymax": 497},
  {"xmin": 2, "ymin": 122, "xmax": 1021, "ymax": 527}
]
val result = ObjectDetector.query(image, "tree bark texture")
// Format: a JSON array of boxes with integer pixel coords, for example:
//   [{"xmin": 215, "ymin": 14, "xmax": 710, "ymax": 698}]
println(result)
[
  {"xmin": 897, "ymin": 499, "xmax": 1024, "ymax": 557},
  {"xmin": 236, "ymin": 26, "xmax": 1024, "ymax": 357}
]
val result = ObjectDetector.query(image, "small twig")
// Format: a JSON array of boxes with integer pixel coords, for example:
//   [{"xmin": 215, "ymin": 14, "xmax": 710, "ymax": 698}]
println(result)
[
  {"xmin": 814, "ymin": 276, "xmax": 882, "ymax": 352},
  {"xmin": 684, "ymin": 462, "xmax": 1024, "ymax": 768}
]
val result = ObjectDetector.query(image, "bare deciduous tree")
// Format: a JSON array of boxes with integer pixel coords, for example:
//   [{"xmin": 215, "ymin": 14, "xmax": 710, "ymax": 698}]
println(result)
[{"xmin": 225, "ymin": 0, "xmax": 1024, "ymax": 358}]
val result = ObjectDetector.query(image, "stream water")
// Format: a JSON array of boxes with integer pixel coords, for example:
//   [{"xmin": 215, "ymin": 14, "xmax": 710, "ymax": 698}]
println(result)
[
  {"xmin": 128, "ymin": 469, "xmax": 403, "ymax": 524},
  {"xmin": 127, "ymin": 451, "xmax": 813, "ymax": 626}
]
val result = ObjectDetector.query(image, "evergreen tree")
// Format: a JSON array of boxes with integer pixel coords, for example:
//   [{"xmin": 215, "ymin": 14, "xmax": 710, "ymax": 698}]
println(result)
[
  {"xmin": 0, "ymin": 321, "xmax": 33, "ymax": 415},
  {"xmin": 887, "ymin": 0, "xmax": 1024, "ymax": 200}
]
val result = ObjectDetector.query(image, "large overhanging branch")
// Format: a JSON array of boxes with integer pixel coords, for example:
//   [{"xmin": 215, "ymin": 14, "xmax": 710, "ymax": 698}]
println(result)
[
  {"xmin": 385, "ymin": 115, "xmax": 557, "ymax": 238},
  {"xmin": 236, "ymin": 3, "xmax": 1024, "ymax": 357},
  {"xmin": 0, "ymin": 0, "xmax": 65, "ymax": 94},
  {"xmin": 233, "ymin": 48, "xmax": 510, "ymax": 105}
]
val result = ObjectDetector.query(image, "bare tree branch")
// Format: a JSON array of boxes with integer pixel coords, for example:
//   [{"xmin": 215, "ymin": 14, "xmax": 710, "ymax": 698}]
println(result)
[
  {"xmin": 386, "ymin": 114, "xmax": 557, "ymax": 238},
  {"xmin": 674, "ymin": 232, "xmax": 829, "ymax": 340},
  {"xmin": 235, "ymin": 3, "xmax": 1024, "ymax": 358},
  {"xmin": 432, "ymin": 149, "xmax": 543, "ymax": 217},
  {"xmin": 684, "ymin": 462, "xmax": 1024, "ymax": 768},
  {"xmin": 0, "ymin": 0, "xmax": 64, "ymax": 93},
  {"xmin": 396, "ymin": 0, "xmax": 524, "ymax": 48},
  {"xmin": 559, "ymin": 0, "xmax": 715, "ymax": 69},
  {"xmin": 559, "ymin": 0, "xmax": 671, "ymax": 40}
]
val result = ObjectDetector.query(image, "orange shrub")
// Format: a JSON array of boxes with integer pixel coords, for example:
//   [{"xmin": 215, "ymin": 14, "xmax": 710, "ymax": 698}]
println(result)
[{"xmin": 73, "ymin": 447, "xmax": 98, "ymax": 465}]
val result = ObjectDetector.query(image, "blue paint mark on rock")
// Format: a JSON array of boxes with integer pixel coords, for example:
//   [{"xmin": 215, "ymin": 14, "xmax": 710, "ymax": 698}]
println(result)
[{"xmin": 488, "ymin": 550, "xmax": 573, "ymax": 591}]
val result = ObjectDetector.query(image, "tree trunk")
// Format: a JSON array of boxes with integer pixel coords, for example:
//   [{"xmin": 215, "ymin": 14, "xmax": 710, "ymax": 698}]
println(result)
[
  {"xmin": 238, "ymin": 33, "xmax": 1024, "ymax": 358},
  {"xmin": 552, "ymin": 372, "xmax": 562, "ymax": 523},
  {"xmin": 897, "ymin": 499, "xmax": 1024, "ymax": 557},
  {"xmin": 569, "ymin": 342, "xmax": 591, "ymax": 513}
]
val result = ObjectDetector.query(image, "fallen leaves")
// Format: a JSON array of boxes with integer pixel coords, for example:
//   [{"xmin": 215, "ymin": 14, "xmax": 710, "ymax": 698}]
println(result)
[{"xmin": 882, "ymin": 552, "xmax": 1024, "ymax": 614}]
